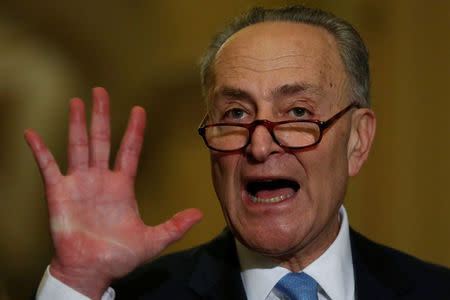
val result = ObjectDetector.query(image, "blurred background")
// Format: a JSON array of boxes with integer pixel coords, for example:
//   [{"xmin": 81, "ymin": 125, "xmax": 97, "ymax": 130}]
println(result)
[{"xmin": 0, "ymin": 0, "xmax": 448, "ymax": 298}]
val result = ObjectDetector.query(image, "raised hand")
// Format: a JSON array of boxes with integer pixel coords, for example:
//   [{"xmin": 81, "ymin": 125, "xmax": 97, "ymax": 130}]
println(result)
[{"xmin": 25, "ymin": 88, "xmax": 202, "ymax": 299}]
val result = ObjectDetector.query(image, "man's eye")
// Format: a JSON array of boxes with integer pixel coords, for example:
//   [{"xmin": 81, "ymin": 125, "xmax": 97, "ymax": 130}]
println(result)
[
  {"xmin": 290, "ymin": 107, "xmax": 308, "ymax": 118},
  {"xmin": 224, "ymin": 108, "xmax": 246, "ymax": 120}
]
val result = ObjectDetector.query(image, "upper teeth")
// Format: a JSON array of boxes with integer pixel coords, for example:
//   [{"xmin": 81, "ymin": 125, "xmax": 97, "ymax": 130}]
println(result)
[{"xmin": 249, "ymin": 192, "xmax": 295, "ymax": 203}]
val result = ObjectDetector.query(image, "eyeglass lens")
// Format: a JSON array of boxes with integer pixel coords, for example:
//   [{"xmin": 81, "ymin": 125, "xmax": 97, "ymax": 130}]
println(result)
[{"xmin": 205, "ymin": 122, "xmax": 320, "ymax": 151}]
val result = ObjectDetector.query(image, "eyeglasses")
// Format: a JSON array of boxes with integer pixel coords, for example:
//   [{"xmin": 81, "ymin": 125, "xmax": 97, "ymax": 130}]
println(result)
[{"xmin": 198, "ymin": 103, "xmax": 360, "ymax": 152}]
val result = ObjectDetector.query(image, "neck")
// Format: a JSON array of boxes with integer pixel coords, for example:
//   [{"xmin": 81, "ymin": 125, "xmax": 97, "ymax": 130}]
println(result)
[{"xmin": 269, "ymin": 214, "xmax": 340, "ymax": 272}]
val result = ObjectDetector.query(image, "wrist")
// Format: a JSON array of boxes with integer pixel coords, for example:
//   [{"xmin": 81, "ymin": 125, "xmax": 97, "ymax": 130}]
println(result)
[{"xmin": 49, "ymin": 260, "xmax": 111, "ymax": 300}]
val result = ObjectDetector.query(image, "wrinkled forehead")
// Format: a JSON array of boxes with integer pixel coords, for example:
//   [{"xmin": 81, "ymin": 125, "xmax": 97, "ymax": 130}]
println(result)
[{"xmin": 208, "ymin": 22, "xmax": 351, "ymax": 110}]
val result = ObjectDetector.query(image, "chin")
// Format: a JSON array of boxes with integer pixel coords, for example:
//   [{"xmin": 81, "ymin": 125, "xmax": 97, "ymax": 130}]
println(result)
[{"xmin": 230, "ymin": 221, "xmax": 310, "ymax": 257}]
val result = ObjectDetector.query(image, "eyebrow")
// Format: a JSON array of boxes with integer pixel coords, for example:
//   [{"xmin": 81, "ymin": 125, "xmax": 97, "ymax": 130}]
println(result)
[
  {"xmin": 271, "ymin": 82, "xmax": 321, "ymax": 99},
  {"xmin": 213, "ymin": 82, "xmax": 322, "ymax": 103},
  {"xmin": 215, "ymin": 87, "xmax": 253, "ymax": 101}
]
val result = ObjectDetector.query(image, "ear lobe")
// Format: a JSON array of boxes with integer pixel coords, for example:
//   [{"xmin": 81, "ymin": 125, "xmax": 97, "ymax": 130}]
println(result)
[{"xmin": 347, "ymin": 109, "xmax": 376, "ymax": 177}]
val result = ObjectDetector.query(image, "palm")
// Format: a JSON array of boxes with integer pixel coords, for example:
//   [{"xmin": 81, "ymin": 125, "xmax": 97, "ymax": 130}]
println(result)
[
  {"xmin": 25, "ymin": 88, "xmax": 202, "ymax": 296},
  {"xmin": 48, "ymin": 170, "xmax": 144, "ymax": 278}
]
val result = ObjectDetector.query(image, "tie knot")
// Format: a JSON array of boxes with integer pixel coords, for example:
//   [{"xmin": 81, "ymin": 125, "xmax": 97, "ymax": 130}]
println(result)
[{"xmin": 274, "ymin": 272, "xmax": 318, "ymax": 300}]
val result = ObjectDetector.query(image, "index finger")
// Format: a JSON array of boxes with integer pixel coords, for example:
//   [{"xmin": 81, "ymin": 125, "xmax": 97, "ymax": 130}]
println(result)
[{"xmin": 114, "ymin": 106, "xmax": 146, "ymax": 178}]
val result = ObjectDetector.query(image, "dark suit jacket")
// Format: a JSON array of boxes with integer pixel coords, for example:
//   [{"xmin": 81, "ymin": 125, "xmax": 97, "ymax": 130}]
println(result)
[{"xmin": 112, "ymin": 228, "xmax": 450, "ymax": 299}]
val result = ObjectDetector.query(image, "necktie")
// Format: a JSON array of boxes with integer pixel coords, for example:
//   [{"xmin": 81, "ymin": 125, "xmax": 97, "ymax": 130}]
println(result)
[{"xmin": 274, "ymin": 272, "xmax": 318, "ymax": 300}]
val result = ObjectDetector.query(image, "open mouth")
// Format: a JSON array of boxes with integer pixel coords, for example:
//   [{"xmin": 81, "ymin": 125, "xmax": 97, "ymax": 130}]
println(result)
[{"xmin": 246, "ymin": 179, "xmax": 300, "ymax": 203}]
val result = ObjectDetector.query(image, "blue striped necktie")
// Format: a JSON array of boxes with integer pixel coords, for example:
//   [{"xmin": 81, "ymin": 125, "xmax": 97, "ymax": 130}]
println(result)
[{"xmin": 274, "ymin": 272, "xmax": 318, "ymax": 300}]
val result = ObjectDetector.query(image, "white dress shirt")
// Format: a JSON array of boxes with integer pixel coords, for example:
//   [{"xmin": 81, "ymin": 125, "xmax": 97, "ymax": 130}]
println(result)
[
  {"xmin": 236, "ymin": 206, "xmax": 355, "ymax": 300},
  {"xmin": 37, "ymin": 206, "xmax": 354, "ymax": 300},
  {"xmin": 36, "ymin": 266, "xmax": 115, "ymax": 300}
]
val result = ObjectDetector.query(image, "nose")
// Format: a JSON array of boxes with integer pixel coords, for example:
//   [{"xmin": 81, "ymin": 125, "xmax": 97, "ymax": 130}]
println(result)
[{"xmin": 245, "ymin": 123, "xmax": 283, "ymax": 162}]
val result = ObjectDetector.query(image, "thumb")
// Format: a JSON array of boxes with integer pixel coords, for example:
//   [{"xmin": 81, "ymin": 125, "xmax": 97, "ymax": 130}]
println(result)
[{"xmin": 141, "ymin": 208, "xmax": 203, "ymax": 259}]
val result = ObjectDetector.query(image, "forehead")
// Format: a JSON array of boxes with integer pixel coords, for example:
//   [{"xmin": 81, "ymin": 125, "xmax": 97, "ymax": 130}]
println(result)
[{"xmin": 210, "ymin": 22, "xmax": 349, "ymax": 109}]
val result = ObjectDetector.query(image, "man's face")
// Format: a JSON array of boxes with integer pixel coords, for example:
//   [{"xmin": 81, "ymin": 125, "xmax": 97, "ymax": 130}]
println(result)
[{"xmin": 208, "ymin": 22, "xmax": 360, "ymax": 264}]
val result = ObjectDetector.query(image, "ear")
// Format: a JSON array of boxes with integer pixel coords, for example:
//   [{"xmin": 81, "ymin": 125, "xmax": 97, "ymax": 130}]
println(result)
[{"xmin": 347, "ymin": 108, "xmax": 376, "ymax": 177}]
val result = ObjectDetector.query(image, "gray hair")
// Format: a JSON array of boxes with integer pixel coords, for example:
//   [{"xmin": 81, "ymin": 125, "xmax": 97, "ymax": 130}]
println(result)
[{"xmin": 200, "ymin": 5, "xmax": 370, "ymax": 107}]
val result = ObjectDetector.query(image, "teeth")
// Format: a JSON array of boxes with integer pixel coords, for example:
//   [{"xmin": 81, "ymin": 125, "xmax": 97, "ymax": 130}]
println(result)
[{"xmin": 249, "ymin": 192, "xmax": 295, "ymax": 203}]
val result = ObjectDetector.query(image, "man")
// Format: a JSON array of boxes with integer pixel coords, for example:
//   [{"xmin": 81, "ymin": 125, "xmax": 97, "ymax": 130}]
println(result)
[{"xmin": 28, "ymin": 5, "xmax": 448, "ymax": 300}]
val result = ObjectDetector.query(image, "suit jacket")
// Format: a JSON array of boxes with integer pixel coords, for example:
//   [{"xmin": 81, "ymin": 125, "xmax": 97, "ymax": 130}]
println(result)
[{"xmin": 112, "ymin": 228, "xmax": 450, "ymax": 299}]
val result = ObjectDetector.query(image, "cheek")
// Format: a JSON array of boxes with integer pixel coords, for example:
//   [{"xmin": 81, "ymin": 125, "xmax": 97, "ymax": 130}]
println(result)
[
  {"xmin": 321, "ymin": 125, "xmax": 351, "ymax": 171},
  {"xmin": 210, "ymin": 152, "xmax": 240, "ymax": 199},
  {"xmin": 296, "ymin": 130, "xmax": 350, "ymax": 200}
]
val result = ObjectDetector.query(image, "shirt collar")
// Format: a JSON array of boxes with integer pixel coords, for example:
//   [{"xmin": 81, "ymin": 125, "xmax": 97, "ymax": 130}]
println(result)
[{"xmin": 236, "ymin": 205, "xmax": 354, "ymax": 300}]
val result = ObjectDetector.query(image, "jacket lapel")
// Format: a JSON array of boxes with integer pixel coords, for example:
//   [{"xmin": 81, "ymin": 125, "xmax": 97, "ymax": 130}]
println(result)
[{"xmin": 189, "ymin": 229, "xmax": 247, "ymax": 299}]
